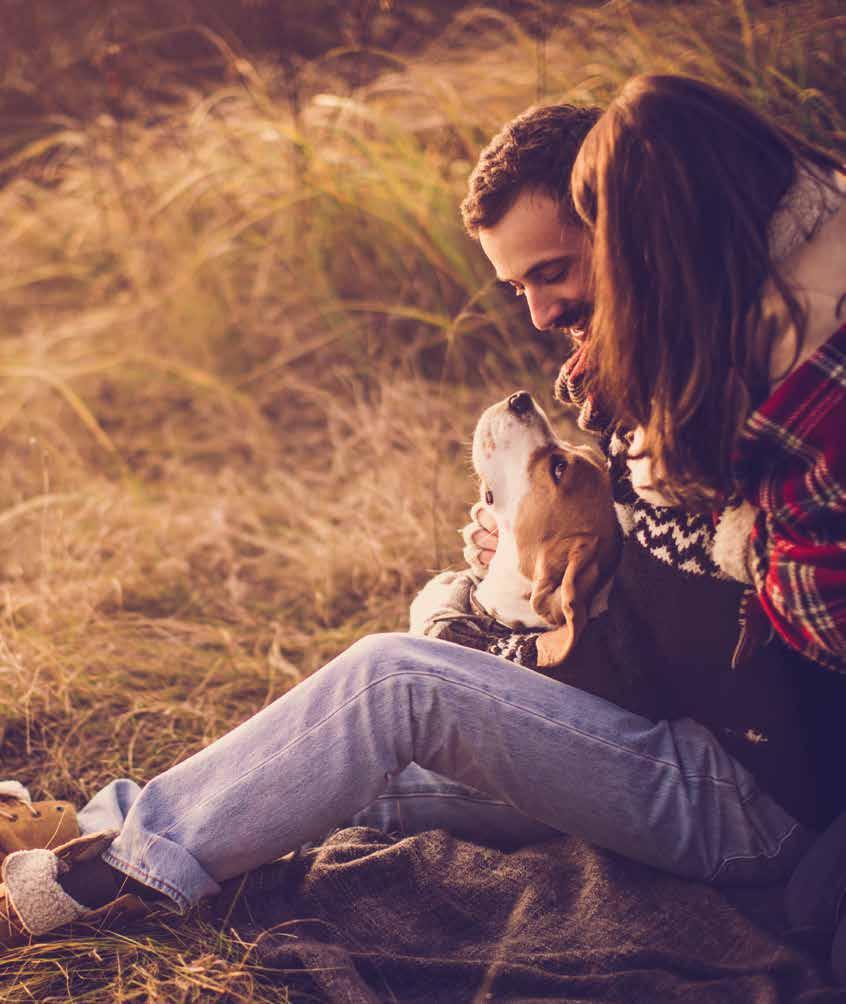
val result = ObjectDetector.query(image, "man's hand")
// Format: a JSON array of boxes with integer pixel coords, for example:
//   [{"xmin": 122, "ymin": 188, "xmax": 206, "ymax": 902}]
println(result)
[{"xmin": 460, "ymin": 500, "xmax": 499, "ymax": 578}]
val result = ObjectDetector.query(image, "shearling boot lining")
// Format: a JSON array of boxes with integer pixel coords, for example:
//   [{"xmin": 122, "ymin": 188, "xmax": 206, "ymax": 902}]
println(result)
[
  {"xmin": 2, "ymin": 848, "xmax": 86, "ymax": 935},
  {"xmin": 0, "ymin": 781, "xmax": 31, "ymax": 803},
  {"xmin": 713, "ymin": 501, "xmax": 757, "ymax": 585}
]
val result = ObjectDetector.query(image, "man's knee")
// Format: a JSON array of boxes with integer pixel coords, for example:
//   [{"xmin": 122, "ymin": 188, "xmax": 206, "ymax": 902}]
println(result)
[
  {"xmin": 339, "ymin": 632, "xmax": 444, "ymax": 682},
  {"xmin": 344, "ymin": 631, "xmax": 422, "ymax": 666}
]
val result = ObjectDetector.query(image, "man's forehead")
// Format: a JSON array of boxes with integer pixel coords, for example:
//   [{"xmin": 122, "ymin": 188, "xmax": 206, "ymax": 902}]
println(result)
[{"xmin": 477, "ymin": 190, "xmax": 583, "ymax": 282}]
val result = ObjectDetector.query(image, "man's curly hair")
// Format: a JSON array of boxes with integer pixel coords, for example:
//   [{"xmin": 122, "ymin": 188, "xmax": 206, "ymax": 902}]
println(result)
[{"xmin": 461, "ymin": 104, "xmax": 601, "ymax": 237}]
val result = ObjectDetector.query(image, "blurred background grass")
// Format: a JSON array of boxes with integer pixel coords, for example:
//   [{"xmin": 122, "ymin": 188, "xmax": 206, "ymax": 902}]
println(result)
[{"xmin": 0, "ymin": 0, "xmax": 844, "ymax": 998}]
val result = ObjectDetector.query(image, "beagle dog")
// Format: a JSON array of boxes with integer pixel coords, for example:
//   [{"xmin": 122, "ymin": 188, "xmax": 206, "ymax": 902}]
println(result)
[
  {"xmin": 410, "ymin": 391, "xmax": 620, "ymax": 669},
  {"xmin": 470, "ymin": 391, "xmax": 619, "ymax": 667}
]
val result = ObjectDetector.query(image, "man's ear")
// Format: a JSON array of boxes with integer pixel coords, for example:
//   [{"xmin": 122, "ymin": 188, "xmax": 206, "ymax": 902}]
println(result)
[{"xmin": 530, "ymin": 536, "xmax": 603, "ymax": 668}]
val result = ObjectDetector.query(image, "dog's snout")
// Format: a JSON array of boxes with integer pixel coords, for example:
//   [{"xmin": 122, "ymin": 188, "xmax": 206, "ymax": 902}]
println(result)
[{"xmin": 507, "ymin": 391, "xmax": 533, "ymax": 416}]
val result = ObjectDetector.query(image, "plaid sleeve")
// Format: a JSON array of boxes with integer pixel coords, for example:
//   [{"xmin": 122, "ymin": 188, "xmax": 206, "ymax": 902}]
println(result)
[
  {"xmin": 739, "ymin": 325, "xmax": 846, "ymax": 671},
  {"xmin": 753, "ymin": 525, "xmax": 846, "ymax": 670}
]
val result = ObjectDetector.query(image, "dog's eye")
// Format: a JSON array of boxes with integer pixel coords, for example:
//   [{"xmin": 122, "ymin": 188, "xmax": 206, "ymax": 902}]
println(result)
[{"xmin": 550, "ymin": 456, "xmax": 568, "ymax": 484}]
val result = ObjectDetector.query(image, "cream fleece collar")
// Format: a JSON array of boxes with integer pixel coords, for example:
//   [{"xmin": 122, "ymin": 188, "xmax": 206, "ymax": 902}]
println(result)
[
  {"xmin": 767, "ymin": 165, "xmax": 846, "ymax": 385},
  {"xmin": 769, "ymin": 163, "xmax": 844, "ymax": 264}
]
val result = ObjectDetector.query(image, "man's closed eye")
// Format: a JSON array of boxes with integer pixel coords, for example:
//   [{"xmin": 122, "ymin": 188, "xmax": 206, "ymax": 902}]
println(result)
[{"xmin": 535, "ymin": 261, "xmax": 571, "ymax": 284}]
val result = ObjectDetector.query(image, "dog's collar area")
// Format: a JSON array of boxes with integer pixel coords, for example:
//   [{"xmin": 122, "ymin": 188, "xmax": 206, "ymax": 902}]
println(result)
[
  {"xmin": 465, "ymin": 588, "xmax": 544, "ymax": 635},
  {"xmin": 424, "ymin": 586, "xmax": 545, "ymax": 637}
]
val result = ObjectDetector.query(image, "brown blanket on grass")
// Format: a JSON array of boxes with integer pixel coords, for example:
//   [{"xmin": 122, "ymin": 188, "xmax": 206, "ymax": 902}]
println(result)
[{"xmin": 233, "ymin": 825, "xmax": 844, "ymax": 1003}]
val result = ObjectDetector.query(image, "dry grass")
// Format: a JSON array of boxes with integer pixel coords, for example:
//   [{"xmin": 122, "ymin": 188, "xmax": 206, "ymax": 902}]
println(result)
[{"xmin": 1, "ymin": 1, "xmax": 845, "ymax": 999}]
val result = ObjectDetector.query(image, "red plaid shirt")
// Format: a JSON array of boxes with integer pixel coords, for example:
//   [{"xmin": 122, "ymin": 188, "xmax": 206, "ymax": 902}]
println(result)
[{"xmin": 734, "ymin": 322, "xmax": 846, "ymax": 672}]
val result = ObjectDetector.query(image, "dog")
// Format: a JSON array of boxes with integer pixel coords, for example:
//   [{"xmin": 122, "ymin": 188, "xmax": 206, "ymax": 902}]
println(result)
[{"xmin": 410, "ymin": 391, "xmax": 620, "ymax": 669}]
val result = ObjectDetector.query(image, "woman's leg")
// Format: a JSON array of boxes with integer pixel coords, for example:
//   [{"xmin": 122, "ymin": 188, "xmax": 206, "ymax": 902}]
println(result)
[{"xmin": 78, "ymin": 633, "xmax": 810, "ymax": 912}]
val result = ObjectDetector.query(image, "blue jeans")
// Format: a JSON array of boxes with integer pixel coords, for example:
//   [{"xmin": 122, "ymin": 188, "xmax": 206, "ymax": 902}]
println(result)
[{"xmin": 77, "ymin": 634, "xmax": 811, "ymax": 912}]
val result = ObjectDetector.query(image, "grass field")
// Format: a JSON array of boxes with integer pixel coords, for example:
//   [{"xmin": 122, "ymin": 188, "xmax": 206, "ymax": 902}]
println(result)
[{"xmin": 1, "ymin": 1, "xmax": 845, "ymax": 999}]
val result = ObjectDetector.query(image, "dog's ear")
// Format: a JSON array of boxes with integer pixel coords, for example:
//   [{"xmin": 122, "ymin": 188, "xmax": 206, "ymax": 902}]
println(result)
[{"xmin": 530, "ymin": 535, "xmax": 604, "ymax": 668}]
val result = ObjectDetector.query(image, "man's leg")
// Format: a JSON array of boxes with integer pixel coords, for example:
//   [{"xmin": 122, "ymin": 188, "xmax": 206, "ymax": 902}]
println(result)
[
  {"xmin": 75, "ymin": 633, "xmax": 809, "ymax": 913},
  {"xmin": 346, "ymin": 762, "xmax": 561, "ymax": 846},
  {"xmin": 80, "ymin": 764, "xmax": 560, "ymax": 866}
]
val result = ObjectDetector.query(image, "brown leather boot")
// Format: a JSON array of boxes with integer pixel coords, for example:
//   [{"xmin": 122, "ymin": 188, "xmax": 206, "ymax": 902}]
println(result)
[
  {"xmin": 0, "ymin": 783, "xmax": 79, "ymax": 868},
  {"xmin": 0, "ymin": 830, "xmax": 150, "ymax": 950}
]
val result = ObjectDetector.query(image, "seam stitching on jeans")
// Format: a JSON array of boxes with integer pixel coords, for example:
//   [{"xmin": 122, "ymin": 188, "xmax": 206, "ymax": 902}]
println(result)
[
  {"xmin": 708, "ymin": 821, "xmax": 801, "ymax": 882},
  {"xmin": 372, "ymin": 791, "xmax": 512, "ymax": 807}
]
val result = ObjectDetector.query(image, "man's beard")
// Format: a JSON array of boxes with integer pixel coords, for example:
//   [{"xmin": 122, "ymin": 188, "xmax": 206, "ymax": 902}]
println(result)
[{"xmin": 553, "ymin": 300, "xmax": 593, "ymax": 340}]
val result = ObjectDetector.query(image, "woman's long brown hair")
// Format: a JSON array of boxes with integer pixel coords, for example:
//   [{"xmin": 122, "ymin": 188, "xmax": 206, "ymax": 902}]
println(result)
[{"xmin": 571, "ymin": 74, "xmax": 842, "ymax": 510}]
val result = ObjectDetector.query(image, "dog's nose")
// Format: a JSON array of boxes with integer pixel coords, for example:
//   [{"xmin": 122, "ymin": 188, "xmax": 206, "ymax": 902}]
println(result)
[{"xmin": 507, "ymin": 391, "xmax": 533, "ymax": 415}]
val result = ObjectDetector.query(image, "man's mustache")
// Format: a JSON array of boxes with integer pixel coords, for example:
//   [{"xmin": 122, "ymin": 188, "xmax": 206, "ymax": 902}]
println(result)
[{"xmin": 552, "ymin": 301, "xmax": 593, "ymax": 333}]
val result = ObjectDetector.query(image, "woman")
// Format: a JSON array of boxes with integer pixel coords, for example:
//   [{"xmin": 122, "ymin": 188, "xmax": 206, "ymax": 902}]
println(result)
[
  {"xmin": 1, "ymin": 76, "xmax": 842, "ymax": 969},
  {"xmin": 565, "ymin": 72, "xmax": 846, "ymax": 973}
]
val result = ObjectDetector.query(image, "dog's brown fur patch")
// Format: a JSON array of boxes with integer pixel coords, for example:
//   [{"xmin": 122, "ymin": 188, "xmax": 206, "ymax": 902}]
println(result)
[{"xmin": 514, "ymin": 445, "xmax": 620, "ymax": 665}]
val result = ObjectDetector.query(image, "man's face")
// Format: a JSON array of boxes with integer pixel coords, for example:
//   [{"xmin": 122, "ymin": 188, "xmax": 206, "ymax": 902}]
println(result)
[{"xmin": 478, "ymin": 189, "xmax": 592, "ymax": 336}]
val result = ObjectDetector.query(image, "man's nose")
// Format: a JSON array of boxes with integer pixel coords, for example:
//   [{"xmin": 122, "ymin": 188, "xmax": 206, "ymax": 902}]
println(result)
[{"xmin": 524, "ymin": 288, "xmax": 559, "ymax": 331}]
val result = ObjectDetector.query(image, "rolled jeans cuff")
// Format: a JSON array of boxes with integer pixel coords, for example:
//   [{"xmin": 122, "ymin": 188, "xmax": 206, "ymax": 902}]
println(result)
[{"xmin": 102, "ymin": 830, "xmax": 220, "ymax": 913}]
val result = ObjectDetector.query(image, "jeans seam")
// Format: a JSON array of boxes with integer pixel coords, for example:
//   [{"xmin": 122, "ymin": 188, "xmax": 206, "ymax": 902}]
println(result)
[
  {"xmin": 371, "ymin": 791, "xmax": 512, "ymax": 807},
  {"xmin": 738, "ymin": 786, "xmax": 760, "ymax": 807},
  {"xmin": 707, "ymin": 820, "xmax": 802, "ymax": 883},
  {"xmin": 160, "ymin": 667, "xmax": 744, "ymax": 840}
]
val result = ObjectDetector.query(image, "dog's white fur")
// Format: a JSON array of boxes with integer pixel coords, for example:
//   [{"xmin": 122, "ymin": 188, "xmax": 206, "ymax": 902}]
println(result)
[
  {"xmin": 472, "ymin": 395, "xmax": 610, "ymax": 626},
  {"xmin": 470, "ymin": 397, "xmax": 556, "ymax": 626},
  {"xmin": 410, "ymin": 394, "xmax": 612, "ymax": 645}
]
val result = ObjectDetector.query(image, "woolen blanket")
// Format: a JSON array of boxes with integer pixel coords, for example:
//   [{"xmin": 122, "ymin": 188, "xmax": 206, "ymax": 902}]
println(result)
[{"xmin": 232, "ymin": 825, "xmax": 845, "ymax": 1003}]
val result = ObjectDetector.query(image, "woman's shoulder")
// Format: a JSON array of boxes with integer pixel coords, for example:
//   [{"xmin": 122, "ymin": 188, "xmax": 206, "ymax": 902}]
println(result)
[{"xmin": 742, "ymin": 321, "xmax": 846, "ymax": 474}]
